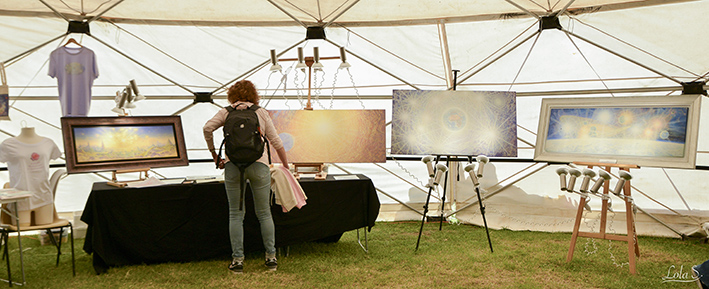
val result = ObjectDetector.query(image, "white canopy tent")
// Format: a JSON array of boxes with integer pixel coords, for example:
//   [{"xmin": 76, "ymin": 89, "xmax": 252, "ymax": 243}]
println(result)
[{"xmin": 0, "ymin": 0, "xmax": 707, "ymax": 239}]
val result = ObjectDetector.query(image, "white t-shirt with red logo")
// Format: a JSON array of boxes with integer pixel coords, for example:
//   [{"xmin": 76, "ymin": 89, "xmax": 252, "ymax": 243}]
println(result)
[{"xmin": 0, "ymin": 138, "xmax": 62, "ymax": 210}]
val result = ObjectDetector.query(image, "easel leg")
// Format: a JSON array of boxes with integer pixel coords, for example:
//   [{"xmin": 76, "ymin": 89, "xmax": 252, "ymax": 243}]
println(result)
[
  {"xmin": 475, "ymin": 187, "xmax": 493, "ymax": 253},
  {"xmin": 567, "ymin": 197, "xmax": 587, "ymax": 262},
  {"xmin": 415, "ymin": 186, "xmax": 435, "ymax": 251},
  {"xmin": 624, "ymin": 182, "xmax": 638, "ymax": 275},
  {"xmin": 439, "ymin": 160, "xmax": 450, "ymax": 231},
  {"xmin": 599, "ymin": 198, "xmax": 608, "ymax": 239}
]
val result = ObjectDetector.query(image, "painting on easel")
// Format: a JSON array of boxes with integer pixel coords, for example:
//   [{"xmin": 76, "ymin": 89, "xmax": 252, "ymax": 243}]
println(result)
[
  {"xmin": 268, "ymin": 109, "xmax": 386, "ymax": 163},
  {"xmin": 390, "ymin": 90, "xmax": 518, "ymax": 156},
  {"xmin": 535, "ymin": 95, "xmax": 702, "ymax": 169}
]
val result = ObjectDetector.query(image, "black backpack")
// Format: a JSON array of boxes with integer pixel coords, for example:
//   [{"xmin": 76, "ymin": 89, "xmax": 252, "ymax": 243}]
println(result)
[{"xmin": 217, "ymin": 103, "xmax": 271, "ymax": 210}]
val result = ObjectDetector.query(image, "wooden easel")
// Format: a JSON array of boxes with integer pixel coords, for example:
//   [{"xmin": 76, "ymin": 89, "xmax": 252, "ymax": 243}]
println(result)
[
  {"xmin": 292, "ymin": 163, "xmax": 326, "ymax": 180},
  {"xmin": 107, "ymin": 168, "xmax": 150, "ymax": 187},
  {"xmin": 566, "ymin": 162, "xmax": 640, "ymax": 274}
]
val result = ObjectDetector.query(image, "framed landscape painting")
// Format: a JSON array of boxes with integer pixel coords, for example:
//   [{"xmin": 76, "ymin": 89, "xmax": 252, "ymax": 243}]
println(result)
[
  {"xmin": 61, "ymin": 116, "xmax": 189, "ymax": 173},
  {"xmin": 534, "ymin": 95, "xmax": 701, "ymax": 169}
]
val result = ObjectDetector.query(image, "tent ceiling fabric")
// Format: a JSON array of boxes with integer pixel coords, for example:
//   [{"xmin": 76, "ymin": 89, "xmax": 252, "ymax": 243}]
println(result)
[{"xmin": 0, "ymin": 0, "xmax": 698, "ymax": 25}]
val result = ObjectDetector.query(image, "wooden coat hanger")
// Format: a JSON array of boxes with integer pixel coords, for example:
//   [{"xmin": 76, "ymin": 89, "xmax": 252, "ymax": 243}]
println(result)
[{"xmin": 64, "ymin": 37, "xmax": 83, "ymax": 47}]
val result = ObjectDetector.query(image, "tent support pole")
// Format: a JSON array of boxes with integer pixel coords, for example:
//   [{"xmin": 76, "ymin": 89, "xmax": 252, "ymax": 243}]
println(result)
[
  {"xmin": 171, "ymin": 101, "xmax": 223, "ymax": 116},
  {"xmin": 267, "ymin": 0, "xmax": 308, "ymax": 28},
  {"xmin": 325, "ymin": 39, "xmax": 420, "ymax": 90},
  {"xmin": 3, "ymin": 34, "xmax": 66, "ymax": 66},
  {"xmin": 504, "ymin": 0, "xmax": 541, "ymax": 19},
  {"xmin": 662, "ymin": 168, "xmax": 692, "ymax": 211},
  {"xmin": 88, "ymin": 35, "xmax": 195, "ymax": 94},
  {"xmin": 634, "ymin": 206, "xmax": 685, "ymax": 238},
  {"xmin": 437, "ymin": 20, "xmax": 454, "ymax": 89},
  {"xmin": 556, "ymin": 0, "xmax": 577, "ymax": 16},
  {"xmin": 563, "ymin": 29, "xmax": 683, "ymax": 85},
  {"xmin": 213, "ymin": 39, "xmax": 307, "ymax": 95},
  {"xmin": 87, "ymin": 0, "xmax": 125, "ymax": 23},
  {"xmin": 513, "ymin": 85, "xmax": 684, "ymax": 97},
  {"xmin": 332, "ymin": 163, "xmax": 424, "ymax": 215},
  {"xmin": 372, "ymin": 163, "xmax": 440, "ymax": 202},
  {"xmin": 0, "ymin": 129, "xmax": 15, "ymax": 138},
  {"xmin": 323, "ymin": 0, "xmax": 361, "ymax": 28},
  {"xmin": 446, "ymin": 162, "xmax": 548, "ymax": 216},
  {"xmin": 457, "ymin": 30, "xmax": 540, "ymax": 85},
  {"xmin": 171, "ymin": 103, "xmax": 196, "ymax": 116},
  {"xmin": 104, "ymin": 19, "xmax": 225, "ymax": 87},
  {"xmin": 38, "ymin": 0, "xmax": 70, "ymax": 22}
]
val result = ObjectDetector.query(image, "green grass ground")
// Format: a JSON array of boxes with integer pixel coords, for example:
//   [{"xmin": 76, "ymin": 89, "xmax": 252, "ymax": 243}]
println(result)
[{"xmin": 2, "ymin": 221, "xmax": 706, "ymax": 288}]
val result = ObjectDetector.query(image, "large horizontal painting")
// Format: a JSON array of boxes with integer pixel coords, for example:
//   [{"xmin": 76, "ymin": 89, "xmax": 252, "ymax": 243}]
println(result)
[
  {"xmin": 268, "ymin": 109, "xmax": 386, "ymax": 163},
  {"xmin": 534, "ymin": 95, "xmax": 702, "ymax": 169},
  {"xmin": 61, "ymin": 116, "xmax": 189, "ymax": 173},
  {"xmin": 391, "ymin": 90, "xmax": 517, "ymax": 156}
]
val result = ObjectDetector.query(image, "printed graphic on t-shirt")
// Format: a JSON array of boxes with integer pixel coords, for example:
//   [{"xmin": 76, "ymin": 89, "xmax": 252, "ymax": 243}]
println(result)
[
  {"xmin": 28, "ymin": 152, "xmax": 44, "ymax": 172},
  {"xmin": 65, "ymin": 62, "xmax": 84, "ymax": 75}
]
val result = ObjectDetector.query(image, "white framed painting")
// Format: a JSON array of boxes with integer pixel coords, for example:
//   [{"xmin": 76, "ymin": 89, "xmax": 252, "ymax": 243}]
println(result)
[{"xmin": 534, "ymin": 95, "xmax": 702, "ymax": 169}]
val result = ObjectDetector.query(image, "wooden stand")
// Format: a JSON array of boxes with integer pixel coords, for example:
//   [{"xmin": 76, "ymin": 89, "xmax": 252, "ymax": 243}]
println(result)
[
  {"xmin": 566, "ymin": 162, "xmax": 640, "ymax": 274},
  {"xmin": 293, "ymin": 163, "xmax": 327, "ymax": 180},
  {"xmin": 107, "ymin": 168, "xmax": 150, "ymax": 188}
]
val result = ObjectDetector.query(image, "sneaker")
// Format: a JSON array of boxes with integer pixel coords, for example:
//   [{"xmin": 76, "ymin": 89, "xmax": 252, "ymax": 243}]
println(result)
[
  {"xmin": 265, "ymin": 257, "xmax": 277, "ymax": 271},
  {"xmin": 229, "ymin": 258, "xmax": 244, "ymax": 274}
]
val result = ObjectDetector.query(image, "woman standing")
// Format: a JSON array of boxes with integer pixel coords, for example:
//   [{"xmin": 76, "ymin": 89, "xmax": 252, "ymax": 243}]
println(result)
[{"xmin": 203, "ymin": 80, "xmax": 289, "ymax": 274}]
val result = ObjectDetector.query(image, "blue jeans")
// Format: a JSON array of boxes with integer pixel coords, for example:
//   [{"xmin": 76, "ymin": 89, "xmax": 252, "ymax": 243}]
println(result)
[{"xmin": 224, "ymin": 161, "xmax": 275, "ymax": 258}]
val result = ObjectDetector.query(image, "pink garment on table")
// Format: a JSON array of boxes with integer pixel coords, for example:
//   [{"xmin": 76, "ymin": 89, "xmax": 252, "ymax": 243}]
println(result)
[{"xmin": 270, "ymin": 165, "xmax": 307, "ymax": 212}]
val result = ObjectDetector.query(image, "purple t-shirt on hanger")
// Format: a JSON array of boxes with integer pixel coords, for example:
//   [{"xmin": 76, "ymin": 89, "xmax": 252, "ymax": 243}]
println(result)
[{"xmin": 48, "ymin": 46, "xmax": 99, "ymax": 116}]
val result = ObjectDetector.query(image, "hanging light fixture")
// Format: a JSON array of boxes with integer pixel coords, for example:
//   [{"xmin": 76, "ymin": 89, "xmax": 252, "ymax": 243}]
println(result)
[
  {"xmin": 123, "ymin": 86, "xmax": 136, "ymax": 109},
  {"xmin": 296, "ymin": 47, "xmax": 307, "ymax": 71},
  {"xmin": 112, "ymin": 80, "xmax": 144, "ymax": 115},
  {"xmin": 311, "ymin": 47, "xmax": 324, "ymax": 71},
  {"xmin": 111, "ymin": 87, "xmax": 129, "ymax": 115},
  {"xmin": 129, "ymin": 79, "xmax": 145, "ymax": 101},
  {"xmin": 338, "ymin": 46, "xmax": 351, "ymax": 69},
  {"xmin": 269, "ymin": 49, "xmax": 282, "ymax": 72}
]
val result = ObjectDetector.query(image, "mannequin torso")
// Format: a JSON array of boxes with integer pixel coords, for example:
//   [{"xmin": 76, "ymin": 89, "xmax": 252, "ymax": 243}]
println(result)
[
  {"xmin": 15, "ymin": 127, "xmax": 43, "ymax": 144},
  {"xmin": 0, "ymin": 127, "xmax": 60, "ymax": 225}
]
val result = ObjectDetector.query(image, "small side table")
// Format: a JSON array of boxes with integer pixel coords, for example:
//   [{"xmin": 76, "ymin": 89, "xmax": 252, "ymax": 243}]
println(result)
[{"xmin": 0, "ymin": 190, "xmax": 32, "ymax": 286}]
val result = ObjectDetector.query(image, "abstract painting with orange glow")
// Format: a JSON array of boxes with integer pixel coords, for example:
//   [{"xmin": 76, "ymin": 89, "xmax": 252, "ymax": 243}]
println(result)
[
  {"xmin": 72, "ymin": 125, "xmax": 178, "ymax": 163},
  {"xmin": 268, "ymin": 110, "xmax": 386, "ymax": 163},
  {"xmin": 391, "ymin": 90, "xmax": 517, "ymax": 156}
]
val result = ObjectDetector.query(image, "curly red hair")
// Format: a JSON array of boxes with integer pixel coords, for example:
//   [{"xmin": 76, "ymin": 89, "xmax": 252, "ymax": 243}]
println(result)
[{"xmin": 227, "ymin": 80, "xmax": 260, "ymax": 105}]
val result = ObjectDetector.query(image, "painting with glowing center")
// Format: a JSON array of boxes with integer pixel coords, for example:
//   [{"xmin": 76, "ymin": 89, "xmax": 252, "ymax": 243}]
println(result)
[
  {"xmin": 546, "ymin": 107, "xmax": 688, "ymax": 157},
  {"xmin": 73, "ymin": 125, "xmax": 179, "ymax": 163},
  {"xmin": 534, "ymin": 95, "xmax": 701, "ymax": 169},
  {"xmin": 391, "ymin": 90, "xmax": 517, "ymax": 156},
  {"xmin": 268, "ymin": 110, "xmax": 386, "ymax": 163}
]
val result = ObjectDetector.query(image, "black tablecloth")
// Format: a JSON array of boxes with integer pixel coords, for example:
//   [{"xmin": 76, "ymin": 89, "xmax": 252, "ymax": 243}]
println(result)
[{"xmin": 80, "ymin": 174, "xmax": 379, "ymax": 274}]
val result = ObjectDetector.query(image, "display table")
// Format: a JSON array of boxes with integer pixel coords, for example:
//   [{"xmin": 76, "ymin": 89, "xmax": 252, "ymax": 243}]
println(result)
[{"xmin": 81, "ymin": 174, "xmax": 379, "ymax": 274}]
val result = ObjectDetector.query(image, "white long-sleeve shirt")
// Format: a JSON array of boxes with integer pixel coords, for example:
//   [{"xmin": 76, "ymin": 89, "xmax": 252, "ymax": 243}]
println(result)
[{"xmin": 270, "ymin": 165, "xmax": 307, "ymax": 212}]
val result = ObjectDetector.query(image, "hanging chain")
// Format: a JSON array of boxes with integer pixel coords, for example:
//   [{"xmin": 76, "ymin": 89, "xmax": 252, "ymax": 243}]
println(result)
[
  {"xmin": 293, "ymin": 69, "xmax": 306, "ymax": 109},
  {"xmin": 346, "ymin": 68, "xmax": 366, "ymax": 109}
]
